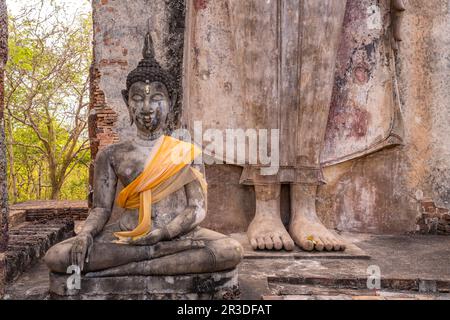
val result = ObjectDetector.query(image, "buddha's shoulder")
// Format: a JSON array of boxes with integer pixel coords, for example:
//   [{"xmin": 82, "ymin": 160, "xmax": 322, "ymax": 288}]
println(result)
[{"xmin": 95, "ymin": 141, "xmax": 137, "ymax": 161}]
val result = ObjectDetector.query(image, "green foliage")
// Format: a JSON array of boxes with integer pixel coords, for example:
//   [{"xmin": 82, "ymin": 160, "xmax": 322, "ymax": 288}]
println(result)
[{"xmin": 5, "ymin": 0, "xmax": 92, "ymax": 202}]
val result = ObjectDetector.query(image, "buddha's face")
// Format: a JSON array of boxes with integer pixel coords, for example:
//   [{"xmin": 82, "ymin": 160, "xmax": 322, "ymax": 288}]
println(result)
[{"xmin": 124, "ymin": 81, "xmax": 170, "ymax": 135}]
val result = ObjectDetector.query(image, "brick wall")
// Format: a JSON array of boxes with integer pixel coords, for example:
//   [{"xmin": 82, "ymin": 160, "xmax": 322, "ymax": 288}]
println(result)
[
  {"xmin": 88, "ymin": 65, "xmax": 119, "ymax": 161},
  {"xmin": 417, "ymin": 199, "xmax": 450, "ymax": 235},
  {"xmin": 88, "ymin": 62, "xmax": 119, "ymax": 204}
]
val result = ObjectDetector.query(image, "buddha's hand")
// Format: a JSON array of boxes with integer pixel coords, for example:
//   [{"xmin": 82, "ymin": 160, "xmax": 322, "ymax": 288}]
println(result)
[
  {"xmin": 71, "ymin": 233, "xmax": 94, "ymax": 271},
  {"xmin": 129, "ymin": 228, "xmax": 166, "ymax": 246}
]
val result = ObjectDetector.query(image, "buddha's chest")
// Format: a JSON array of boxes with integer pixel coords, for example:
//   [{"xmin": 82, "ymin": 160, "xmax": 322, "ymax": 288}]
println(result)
[
  {"xmin": 112, "ymin": 145, "xmax": 189, "ymax": 229},
  {"xmin": 114, "ymin": 148, "xmax": 152, "ymax": 186},
  {"xmin": 115, "ymin": 182, "xmax": 188, "ymax": 231}
]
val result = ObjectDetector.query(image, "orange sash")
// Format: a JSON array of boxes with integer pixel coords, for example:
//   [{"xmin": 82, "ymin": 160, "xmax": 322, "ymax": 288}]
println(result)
[{"xmin": 113, "ymin": 136, "xmax": 207, "ymax": 242}]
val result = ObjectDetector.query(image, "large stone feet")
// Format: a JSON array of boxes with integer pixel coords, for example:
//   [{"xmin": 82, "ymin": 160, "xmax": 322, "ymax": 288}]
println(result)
[
  {"xmin": 247, "ymin": 184, "xmax": 294, "ymax": 251},
  {"xmin": 290, "ymin": 184, "xmax": 347, "ymax": 252}
]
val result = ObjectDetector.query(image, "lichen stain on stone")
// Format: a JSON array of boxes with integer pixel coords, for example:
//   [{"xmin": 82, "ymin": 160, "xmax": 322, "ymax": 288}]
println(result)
[
  {"xmin": 199, "ymin": 69, "xmax": 210, "ymax": 80},
  {"xmin": 366, "ymin": 4, "xmax": 382, "ymax": 30},
  {"xmin": 194, "ymin": 0, "xmax": 208, "ymax": 11},
  {"xmin": 224, "ymin": 81, "xmax": 232, "ymax": 94},
  {"xmin": 363, "ymin": 42, "xmax": 376, "ymax": 61},
  {"xmin": 348, "ymin": 107, "xmax": 370, "ymax": 139},
  {"xmin": 192, "ymin": 46, "xmax": 201, "ymax": 76},
  {"xmin": 327, "ymin": 95, "xmax": 370, "ymax": 140},
  {"xmin": 354, "ymin": 66, "xmax": 370, "ymax": 84},
  {"xmin": 165, "ymin": 276, "xmax": 175, "ymax": 284}
]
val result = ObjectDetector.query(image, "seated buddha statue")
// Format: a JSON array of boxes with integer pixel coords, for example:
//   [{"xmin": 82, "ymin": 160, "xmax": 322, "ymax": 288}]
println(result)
[{"xmin": 44, "ymin": 32, "xmax": 243, "ymax": 277}]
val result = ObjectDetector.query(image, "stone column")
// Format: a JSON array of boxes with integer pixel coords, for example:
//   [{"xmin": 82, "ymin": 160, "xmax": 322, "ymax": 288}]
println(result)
[{"xmin": 0, "ymin": 0, "xmax": 8, "ymax": 298}]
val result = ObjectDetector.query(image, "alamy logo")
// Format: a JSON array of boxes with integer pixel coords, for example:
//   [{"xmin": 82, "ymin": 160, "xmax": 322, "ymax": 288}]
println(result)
[
  {"xmin": 171, "ymin": 121, "xmax": 280, "ymax": 175},
  {"xmin": 367, "ymin": 265, "xmax": 381, "ymax": 290},
  {"xmin": 66, "ymin": 265, "xmax": 81, "ymax": 290}
]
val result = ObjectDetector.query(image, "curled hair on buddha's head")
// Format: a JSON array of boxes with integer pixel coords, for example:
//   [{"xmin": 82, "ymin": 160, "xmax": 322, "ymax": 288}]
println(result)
[{"xmin": 122, "ymin": 32, "xmax": 176, "ymax": 106}]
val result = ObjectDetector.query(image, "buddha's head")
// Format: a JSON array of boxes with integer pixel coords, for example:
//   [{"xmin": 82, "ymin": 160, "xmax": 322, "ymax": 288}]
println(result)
[{"xmin": 122, "ymin": 33, "xmax": 176, "ymax": 137}]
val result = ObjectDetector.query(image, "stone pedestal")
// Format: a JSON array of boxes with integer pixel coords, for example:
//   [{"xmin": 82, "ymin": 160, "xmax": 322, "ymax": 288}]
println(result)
[{"xmin": 49, "ymin": 269, "xmax": 239, "ymax": 300}]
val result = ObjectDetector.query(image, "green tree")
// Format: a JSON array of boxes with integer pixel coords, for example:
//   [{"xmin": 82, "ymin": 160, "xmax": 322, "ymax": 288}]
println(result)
[{"xmin": 5, "ymin": 0, "xmax": 92, "ymax": 201}]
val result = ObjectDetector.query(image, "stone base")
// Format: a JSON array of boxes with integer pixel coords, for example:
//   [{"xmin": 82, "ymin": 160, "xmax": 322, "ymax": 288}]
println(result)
[
  {"xmin": 49, "ymin": 269, "xmax": 240, "ymax": 300},
  {"xmin": 231, "ymin": 233, "xmax": 371, "ymax": 260}
]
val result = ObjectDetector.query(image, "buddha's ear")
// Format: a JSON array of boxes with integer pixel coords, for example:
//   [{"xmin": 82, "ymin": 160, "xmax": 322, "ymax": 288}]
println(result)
[
  {"xmin": 122, "ymin": 89, "xmax": 129, "ymax": 106},
  {"xmin": 122, "ymin": 89, "xmax": 134, "ymax": 126}
]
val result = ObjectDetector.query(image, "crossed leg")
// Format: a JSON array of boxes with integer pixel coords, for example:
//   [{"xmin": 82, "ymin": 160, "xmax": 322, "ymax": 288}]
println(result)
[
  {"xmin": 85, "ymin": 232, "xmax": 243, "ymax": 277},
  {"xmin": 45, "ymin": 228, "xmax": 243, "ymax": 276},
  {"xmin": 44, "ymin": 236, "xmax": 207, "ymax": 273}
]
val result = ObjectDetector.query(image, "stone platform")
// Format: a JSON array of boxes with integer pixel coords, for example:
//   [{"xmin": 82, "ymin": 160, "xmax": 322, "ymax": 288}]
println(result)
[
  {"xmin": 238, "ymin": 233, "xmax": 450, "ymax": 299},
  {"xmin": 231, "ymin": 232, "xmax": 370, "ymax": 260},
  {"xmin": 5, "ymin": 233, "xmax": 450, "ymax": 300},
  {"xmin": 48, "ymin": 269, "xmax": 239, "ymax": 300}
]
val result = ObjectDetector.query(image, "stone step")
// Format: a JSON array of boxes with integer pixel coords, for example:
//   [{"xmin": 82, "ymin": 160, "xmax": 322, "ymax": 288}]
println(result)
[
  {"xmin": 263, "ymin": 292, "xmax": 450, "ymax": 300},
  {"xmin": 264, "ymin": 280, "xmax": 450, "ymax": 300},
  {"xmin": 5, "ymin": 219, "xmax": 75, "ymax": 283},
  {"xmin": 268, "ymin": 276, "xmax": 450, "ymax": 294}
]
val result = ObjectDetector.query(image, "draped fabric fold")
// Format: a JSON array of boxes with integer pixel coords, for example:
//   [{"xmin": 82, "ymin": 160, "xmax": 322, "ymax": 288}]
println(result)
[{"xmin": 113, "ymin": 136, "xmax": 207, "ymax": 242}]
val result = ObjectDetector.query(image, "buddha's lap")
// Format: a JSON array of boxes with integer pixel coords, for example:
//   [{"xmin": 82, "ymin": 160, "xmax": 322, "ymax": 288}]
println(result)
[{"xmin": 50, "ymin": 226, "xmax": 236, "ymax": 256}]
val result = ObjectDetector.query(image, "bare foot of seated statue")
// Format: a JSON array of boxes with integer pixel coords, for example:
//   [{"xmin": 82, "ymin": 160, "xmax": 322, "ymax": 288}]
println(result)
[
  {"xmin": 289, "ymin": 184, "xmax": 346, "ymax": 252},
  {"xmin": 247, "ymin": 184, "xmax": 295, "ymax": 251}
]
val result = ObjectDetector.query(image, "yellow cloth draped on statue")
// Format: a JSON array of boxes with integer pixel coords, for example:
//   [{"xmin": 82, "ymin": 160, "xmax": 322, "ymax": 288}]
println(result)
[{"xmin": 113, "ymin": 135, "xmax": 207, "ymax": 242}]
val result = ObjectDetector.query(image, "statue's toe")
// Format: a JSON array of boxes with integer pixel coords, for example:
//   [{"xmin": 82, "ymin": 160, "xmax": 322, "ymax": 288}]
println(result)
[
  {"xmin": 323, "ymin": 237, "xmax": 334, "ymax": 251},
  {"xmin": 335, "ymin": 238, "xmax": 346, "ymax": 251},
  {"xmin": 314, "ymin": 238, "xmax": 325, "ymax": 251},
  {"xmin": 263, "ymin": 236, "xmax": 274, "ymax": 250},
  {"xmin": 298, "ymin": 238, "xmax": 315, "ymax": 252},
  {"xmin": 250, "ymin": 238, "xmax": 258, "ymax": 250},
  {"xmin": 324, "ymin": 235, "xmax": 346, "ymax": 252},
  {"xmin": 272, "ymin": 235, "xmax": 283, "ymax": 250},
  {"xmin": 256, "ymin": 237, "xmax": 266, "ymax": 250},
  {"xmin": 328, "ymin": 238, "xmax": 340, "ymax": 251},
  {"xmin": 280, "ymin": 235, "xmax": 295, "ymax": 251}
]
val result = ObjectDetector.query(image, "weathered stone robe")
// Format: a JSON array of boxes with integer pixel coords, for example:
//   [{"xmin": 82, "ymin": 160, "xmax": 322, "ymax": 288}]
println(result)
[{"xmin": 182, "ymin": 0, "xmax": 403, "ymax": 185}]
